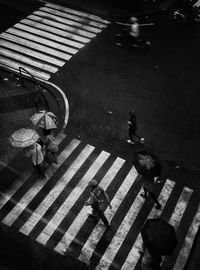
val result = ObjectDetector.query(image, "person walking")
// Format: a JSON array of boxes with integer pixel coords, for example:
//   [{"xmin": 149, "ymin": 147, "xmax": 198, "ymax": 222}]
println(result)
[
  {"xmin": 140, "ymin": 175, "xmax": 161, "ymax": 210},
  {"xmin": 42, "ymin": 129, "xmax": 58, "ymax": 164},
  {"xmin": 25, "ymin": 142, "xmax": 46, "ymax": 178},
  {"xmin": 85, "ymin": 179, "xmax": 112, "ymax": 228},
  {"xmin": 141, "ymin": 247, "xmax": 162, "ymax": 270},
  {"xmin": 127, "ymin": 110, "xmax": 144, "ymax": 144}
]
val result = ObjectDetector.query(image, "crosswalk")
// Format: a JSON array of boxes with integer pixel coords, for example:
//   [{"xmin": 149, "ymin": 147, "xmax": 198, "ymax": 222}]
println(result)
[
  {"xmin": 0, "ymin": 3, "xmax": 110, "ymax": 80},
  {"xmin": 0, "ymin": 136, "xmax": 200, "ymax": 270}
]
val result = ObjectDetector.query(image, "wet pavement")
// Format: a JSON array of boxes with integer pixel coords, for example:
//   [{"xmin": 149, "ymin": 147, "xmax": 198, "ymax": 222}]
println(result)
[{"xmin": 0, "ymin": 0, "xmax": 200, "ymax": 269}]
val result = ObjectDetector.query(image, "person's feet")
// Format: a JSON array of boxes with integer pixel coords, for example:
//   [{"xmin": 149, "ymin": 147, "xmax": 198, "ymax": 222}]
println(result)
[
  {"xmin": 140, "ymin": 193, "xmax": 148, "ymax": 199},
  {"xmin": 140, "ymin": 138, "xmax": 145, "ymax": 144},
  {"xmin": 156, "ymin": 204, "xmax": 162, "ymax": 210},
  {"xmin": 127, "ymin": 139, "xmax": 134, "ymax": 144}
]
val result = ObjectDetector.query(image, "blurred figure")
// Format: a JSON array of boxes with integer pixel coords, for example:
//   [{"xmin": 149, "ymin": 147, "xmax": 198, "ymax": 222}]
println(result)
[
  {"xmin": 141, "ymin": 246, "xmax": 162, "ymax": 270},
  {"xmin": 42, "ymin": 129, "xmax": 58, "ymax": 164},
  {"xmin": 127, "ymin": 110, "xmax": 144, "ymax": 144},
  {"xmin": 25, "ymin": 142, "xmax": 46, "ymax": 178},
  {"xmin": 85, "ymin": 179, "xmax": 112, "ymax": 228},
  {"xmin": 140, "ymin": 175, "xmax": 161, "ymax": 210},
  {"xmin": 116, "ymin": 17, "xmax": 151, "ymax": 48}
]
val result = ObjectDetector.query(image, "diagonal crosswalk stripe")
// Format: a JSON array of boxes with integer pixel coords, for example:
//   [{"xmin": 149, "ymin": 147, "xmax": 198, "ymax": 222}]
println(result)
[
  {"xmin": 77, "ymin": 166, "xmax": 138, "ymax": 265},
  {"xmin": 19, "ymin": 144, "xmax": 95, "ymax": 235},
  {"xmin": 121, "ymin": 182, "xmax": 191, "ymax": 270},
  {"xmin": 0, "ymin": 137, "xmax": 199, "ymax": 270},
  {"xmin": 36, "ymin": 150, "xmax": 110, "ymax": 245},
  {"xmin": 0, "ymin": 133, "xmax": 68, "ymax": 210},
  {"xmin": 2, "ymin": 139, "xmax": 81, "ymax": 227},
  {"xmin": 54, "ymin": 157, "xmax": 127, "ymax": 255},
  {"xmin": 0, "ymin": 3, "xmax": 110, "ymax": 80},
  {"xmin": 173, "ymin": 202, "xmax": 200, "ymax": 270}
]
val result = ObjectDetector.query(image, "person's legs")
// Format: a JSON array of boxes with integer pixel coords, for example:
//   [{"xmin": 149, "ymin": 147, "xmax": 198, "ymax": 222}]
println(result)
[
  {"xmin": 95, "ymin": 207, "xmax": 110, "ymax": 227},
  {"xmin": 140, "ymin": 186, "xmax": 148, "ymax": 199},
  {"xmin": 34, "ymin": 164, "xmax": 46, "ymax": 178},
  {"xmin": 127, "ymin": 129, "xmax": 135, "ymax": 144},
  {"xmin": 148, "ymin": 191, "xmax": 161, "ymax": 209}
]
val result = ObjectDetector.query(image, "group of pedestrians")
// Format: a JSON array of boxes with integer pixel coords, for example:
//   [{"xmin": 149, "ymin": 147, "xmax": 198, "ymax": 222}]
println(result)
[{"xmin": 24, "ymin": 128, "xmax": 58, "ymax": 178}]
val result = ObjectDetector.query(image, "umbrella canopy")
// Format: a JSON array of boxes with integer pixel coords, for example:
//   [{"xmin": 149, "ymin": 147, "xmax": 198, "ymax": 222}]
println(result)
[
  {"xmin": 132, "ymin": 151, "xmax": 162, "ymax": 178},
  {"xmin": 9, "ymin": 128, "xmax": 39, "ymax": 148},
  {"xmin": 30, "ymin": 110, "xmax": 57, "ymax": 130},
  {"xmin": 141, "ymin": 218, "xmax": 178, "ymax": 255}
]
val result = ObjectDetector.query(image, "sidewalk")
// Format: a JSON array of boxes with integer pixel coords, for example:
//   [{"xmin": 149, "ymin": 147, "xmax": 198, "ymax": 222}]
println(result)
[{"xmin": 0, "ymin": 66, "xmax": 68, "ymax": 187}]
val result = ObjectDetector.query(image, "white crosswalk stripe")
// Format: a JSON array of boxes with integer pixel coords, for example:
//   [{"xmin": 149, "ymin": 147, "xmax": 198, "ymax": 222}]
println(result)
[
  {"xmin": 0, "ymin": 138, "xmax": 199, "ymax": 270},
  {"xmin": 0, "ymin": 3, "xmax": 110, "ymax": 80}
]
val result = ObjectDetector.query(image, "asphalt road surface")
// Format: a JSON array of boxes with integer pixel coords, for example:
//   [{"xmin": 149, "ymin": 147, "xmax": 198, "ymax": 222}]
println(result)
[{"xmin": 0, "ymin": 0, "xmax": 200, "ymax": 270}]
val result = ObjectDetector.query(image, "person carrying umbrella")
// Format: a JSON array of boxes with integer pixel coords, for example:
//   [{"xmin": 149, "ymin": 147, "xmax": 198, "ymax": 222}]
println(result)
[
  {"xmin": 132, "ymin": 151, "xmax": 162, "ymax": 209},
  {"xmin": 8, "ymin": 128, "xmax": 46, "ymax": 178},
  {"xmin": 30, "ymin": 110, "xmax": 58, "ymax": 164},
  {"xmin": 24, "ymin": 142, "xmax": 46, "ymax": 178},
  {"xmin": 85, "ymin": 179, "xmax": 112, "ymax": 228},
  {"xmin": 42, "ymin": 129, "xmax": 58, "ymax": 165},
  {"xmin": 140, "ymin": 217, "xmax": 178, "ymax": 269}
]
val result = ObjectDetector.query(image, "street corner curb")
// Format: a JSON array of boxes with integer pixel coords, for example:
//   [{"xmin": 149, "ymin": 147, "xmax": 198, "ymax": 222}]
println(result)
[{"xmin": 36, "ymin": 78, "xmax": 69, "ymax": 131}]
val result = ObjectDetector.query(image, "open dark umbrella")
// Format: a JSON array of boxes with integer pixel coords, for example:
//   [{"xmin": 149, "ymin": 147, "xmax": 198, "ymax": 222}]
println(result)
[
  {"xmin": 132, "ymin": 151, "xmax": 162, "ymax": 178},
  {"xmin": 141, "ymin": 218, "xmax": 178, "ymax": 255}
]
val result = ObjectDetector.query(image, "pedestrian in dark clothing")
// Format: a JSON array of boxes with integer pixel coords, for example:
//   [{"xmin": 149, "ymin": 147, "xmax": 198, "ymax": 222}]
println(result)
[
  {"xmin": 141, "ymin": 247, "xmax": 162, "ymax": 270},
  {"xmin": 127, "ymin": 110, "xmax": 144, "ymax": 144},
  {"xmin": 140, "ymin": 175, "xmax": 161, "ymax": 210},
  {"xmin": 85, "ymin": 179, "xmax": 112, "ymax": 227}
]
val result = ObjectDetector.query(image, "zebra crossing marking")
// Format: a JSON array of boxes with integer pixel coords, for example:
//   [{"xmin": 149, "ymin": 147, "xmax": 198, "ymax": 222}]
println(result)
[
  {"xmin": 0, "ymin": 137, "xmax": 199, "ymax": 270},
  {"xmin": 77, "ymin": 165, "xmax": 137, "ymax": 264},
  {"xmin": 54, "ymin": 157, "xmax": 126, "ymax": 255},
  {"xmin": 19, "ymin": 144, "xmax": 95, "ymax": 235},
  {"xmin": 1, "ymin": 32, "xmax": 72, "ymax": 60},
  {"xmin": 41, "ymin": 6, "xmax": 107, "ymax": 28},
  {"xmin": 0, "ymin": 3, "xmax": 110, "ymax": 80},
  {"xmin": 36, "ymin": 150, "xmax": 110, "ymax": 245},
  {"xmin": 120, "ymin": 183, "xmax": 191, "ymax": 270},
  {"xmin": 174, "ymin": 202, "xmax": 200, "ymax": 270},
  {"xmin": 2, "ymin": 139, "xmax": 81, "ymax": 227},
  {"xmin": 0, "ymin": 39, "xmax": 65, "ymax": 66},
  {"xmin": 45, "ymin": 3, "xmax": 109, "ymax": 24}
]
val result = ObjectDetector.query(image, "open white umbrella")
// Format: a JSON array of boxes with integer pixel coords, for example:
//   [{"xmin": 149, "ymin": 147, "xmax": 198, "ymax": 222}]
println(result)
[
  {"xmin": 9, "ymin": 128, "xmax": 39, "ymax": 148},
  {"xmin": 30, "ymin": 110, "xmax": 57, "ymax": 130}
]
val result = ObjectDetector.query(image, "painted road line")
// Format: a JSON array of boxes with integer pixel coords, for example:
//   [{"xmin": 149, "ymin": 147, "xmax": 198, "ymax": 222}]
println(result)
[
  {"xmin": 0, "ymin": 59, "xmax": 50, "ymax": 81},
  {"xmin": 0, "ymin": 134, "xmax": 68, "ymax": 210},
  {"xmin": 95, "ymin": 185, "xmax": 146, "ymax": 270},
  {"xmin": 21, "ymin": 18, "xmax": 85, "ymax": 49},
  {"xmin": 54, "ymin": 157, "xmax": 126, "ymax": 255},
  {"xmin": 6, "ymin": 28, "xmax": 74, "ymax": 56},
  {"xmin": 19, "ymin": 144, "xmax": 95, "ymax": 235},
  {"xmin": 78, "ymin": 166, "xmax": 138, "ymax": 265},
  {"xmin": 173, "ymin": 202, "xmax": 200, "ymax": 270},
  {"xmin": 36, "ymin": 151, "xmax": 111, "ymax": 245},
  {"xmin": 0, "ymin": 39, "xmax": 65, "ymax": 66},
  {"xmin": 2, "ymin": 139, "xmax": 81, "ymax": 227},
  {"xmin": 0, "ymin": 47, "xmax": 57, "ymax": 73},
  {"xmin": 121, "ymin": 179, "xmax": 175, "ymax": 270},
  {"xmin": 40, "ymin": 7, "xmax": 107, "ymax": 29},
  {"xmin": 168, "ymin": 187, "xmax": 193, "ymax": 229},
  {"xmin": 46, "ymin": 3, "xmax": 110, "ymax": 24},
  {"xmin": 28, "ymin": 14, "xmax": 95, "ymax": 40},
  {"xmin": 34, "ymin": 10, "xmax": 102, "ymax": 34},
  {"xmin": 14, "ymin": 23, "xmax": 79, "ymax": 54},
  {"xmin": 1, "ymin": 32, "xmax": 72, "ymax": 60}
]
